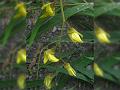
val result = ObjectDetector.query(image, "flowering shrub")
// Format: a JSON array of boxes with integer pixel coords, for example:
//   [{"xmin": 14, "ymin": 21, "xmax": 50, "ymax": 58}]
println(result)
[{"xmin": 0, "ymin": 0, "xmax": 120, "ymax": 90}]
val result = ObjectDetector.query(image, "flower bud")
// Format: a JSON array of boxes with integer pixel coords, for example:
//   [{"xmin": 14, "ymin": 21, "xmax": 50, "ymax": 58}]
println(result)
[
  {"xmin": 68, "ymin": 27, "xmax": 83, "ymax": 43},
  {"xmin": 95, "ymin": 27, "xmax": 110, "ymax": 44},
  {"xmin": 17, "ymin": 49, "xmax": 26, "ymax": 64},
  {"xmin": 40, "ymin": 3, "xmax": 55, "ymax": 18},
  {"xmin": 94, "ymin": 63, "xmax": 104, "ymax": 77},
  {"xmin": 44, "ymin": 74, "xmax": 55, "ymax": 89},
  {"xmin": 44, "ymin": 49, "xmax": 59, "ymax": 64},
  {"xmin": 17, "ymin": 74, "xmax": 26, "ymax": 90},
  {"xmin": 64, "ymin": 63, "xmax": 76, "ymax": 77},
  {"xmin": 14, "ymin": 2, "xmax": 27, "ymax": 19}
]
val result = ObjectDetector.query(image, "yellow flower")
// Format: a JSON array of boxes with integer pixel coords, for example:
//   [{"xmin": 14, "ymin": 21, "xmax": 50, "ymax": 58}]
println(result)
[
  {"xmin": 68, "ymin": 27, "xmax": 83, "ymax": 43},
  {"xmin": 64, "ymin": 63, "xmax": 76, "ymax": 77},
  {"xmin": 94, "ymin": 63, "xmax": 104, "ymax": 77},
  {"xmin": 40, "ymin": 2, "xmax": 55, "ymax": 18},
  {"xmin": 14, "ymin": 2, "xmax": 27, "ymax": 19},
  {"xmin": 17, "ymin": 74, "xmax": 26, "ymax": 90},
  {"xmin": 44, "ymin": 74, "xmax": 55, "ymax": 90},
  {"xmin": 44, "ymin": 49, "xmax": 59, "ymax": 64},
  {"xmin": 95, "ymin": 27, "xmax": 111, "ymax": 44},
  {"xmin": 17, "ymin": 49, "xmax": 26, "ymax": 64}
]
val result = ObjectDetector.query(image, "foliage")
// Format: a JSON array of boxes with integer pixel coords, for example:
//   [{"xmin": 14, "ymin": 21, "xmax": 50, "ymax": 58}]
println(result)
[{"xmin": 0, "ymin": 0, "xmax": 120, "ymax": 90}]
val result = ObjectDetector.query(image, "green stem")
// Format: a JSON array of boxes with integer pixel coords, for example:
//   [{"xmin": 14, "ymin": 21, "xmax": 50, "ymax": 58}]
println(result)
[
  {"xmin": 59, "ymin": 0, "xmax": 65, "ymax": 43},
  {"xmin": 36, "ymin": 44, "xmax": 41, "ymax": 80},
  {"xmin": 60, "ymin": 0, "xmax": 65, "ymax": 23},
  {"xmin": 58, "ymin": 0, "xmax": 66, "ymax": 60}
]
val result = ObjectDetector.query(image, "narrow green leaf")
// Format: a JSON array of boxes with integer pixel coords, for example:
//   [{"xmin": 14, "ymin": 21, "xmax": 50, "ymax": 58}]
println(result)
[
  {"xmin": 94, "ymin": 3, "xmax": 120, "ymax": 17},
  {"xmin": 27, "ymin": 3, "xmax": 93, "ymax": 46}
]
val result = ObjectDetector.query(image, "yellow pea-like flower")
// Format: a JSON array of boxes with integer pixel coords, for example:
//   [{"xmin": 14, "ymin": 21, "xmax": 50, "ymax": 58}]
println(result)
[
  {"xmin": 40, "ymin": 2, "xmax": 55, "ymax": 18},
  {"xmin": 95, "ymin": 27, "xmax": 111, "ymax": 44},
  {"xmin": 44, "ymin": 49, "xmax": 59, "ymax": 64},
  {"xmin": 17, "ymin": 74, "xmax": 26, "ymax": 90},
  {"xmin": 68, "ymin": 27, "xmax": 83, "ymax": 43},
  {"xmin": 17, "ymin": 49, "xmax": 26, "ymax": 64},
  {"xmin": 44, "ymin": 74, "xmax": 55, "ymax": 90},
  {"xmin": 64, "ymin": 63, "xmax": 76, "ymax": 77},
  {"xmin": 94, "ymin": 63, "xmax": 104, "ymax": 77},
  {"xmin": 14, "ymin": 2, "xmax": 27, "ymax": 19}
]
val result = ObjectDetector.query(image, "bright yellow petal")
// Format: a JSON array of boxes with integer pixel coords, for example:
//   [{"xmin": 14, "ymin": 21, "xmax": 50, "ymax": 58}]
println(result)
[
  {"xmin": 44, "ymin": 49, "xmax": 59, "ymax": 63},
  {"xmin": 17, "ymin": 74, "xmax": 26, "ymax": 89},
  {"xmin": 71, "ymin": 33, "xmax": 83, "ymax": 43},
  {"xmin": 17, "ymin": 49, "xmax": 26, "ymax": 64},
  {"xmin": 97, "ymin": 33, "xmax": 110, "ymax": 43},
  {"xmin": 94, "ymin": 63, "xmax": 104, "ymax": 77},
  {"xmin": 68, "ymin": 68, "xmax": 76, "ymax": 77},
  {"xmin": 44, "ymin": 51, "xmax": 49, "ymax": 64},
  {"xmin": 41, "ymin": 2, "xmax": 55, "ymax": 18},
  {"xmin": 14, "ymin": 2, "xmax": 27, "ymax": 19},
  {"xmin": 46, "ymin": 5, "xmax": 55, "ymax": 16},
  {"xmin": 41, "ymin": 3, "xmax": 51, "ymax": 10},
  {"xmin": 68, "ymin": 27, "xmax": 83, "ymax": 43},
  {"xmin": 44, "ymin": 74, "xmax": 55, "ymax": 89},
  {"xmin": 95, "ymin": 27, "xmax": 110, "ymax": 44},
  {"xmin": 64, "ymin": 63, "xmax": 76, "ymax": 77},
  {"xmin": 48, "ymin": 54, "xmax": 59, "ymax": 62}
]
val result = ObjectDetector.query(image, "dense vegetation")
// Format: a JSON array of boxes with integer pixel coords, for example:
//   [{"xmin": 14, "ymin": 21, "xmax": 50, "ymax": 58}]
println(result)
[{"xmin": 0, "ymin": 0, "xmax": 120, "ymax": 90}]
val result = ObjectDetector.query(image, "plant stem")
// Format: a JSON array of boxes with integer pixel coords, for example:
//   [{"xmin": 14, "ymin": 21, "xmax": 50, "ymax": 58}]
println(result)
[
  {"xmin": 58, "ymin": 0, "xmax": 66, "ymax": 61},
  {"xmin": 59, "ymin": 0, "xmax": 65, "ymax": 44},
  {"xmin": 36, "ymin": 44, "xmax": 41, "ymax": 80},
  {"xmin": 60, "ymin": 0, "xmax": 65, "ymax": 23}
]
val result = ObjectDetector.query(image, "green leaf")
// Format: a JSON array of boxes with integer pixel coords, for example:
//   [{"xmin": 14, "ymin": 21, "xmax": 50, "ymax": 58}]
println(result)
[
  {"xmin": 98, "ymin": 53, "xmax": 120, "ymax": 84},
  {"xmin": 71, "ymin": 56, "xmax": 94, "ymax": 80},
  {"xmin": 0, "ymin": 80, "xmax": 43, "ymax": 88},
  {"xmin": 27, "ymin": 3, "xmax": 93, "ymax": 47},
  {"xmin": 45, "ymin": 65, "xmax": 93, "ymax": 83},
  {"xmin": 94, "ymin": 3, "xmax": 120, "ymax": 17},
  {"xmin": 0, "ymin": 17, "xmax": 26, "ymax": 46}
]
